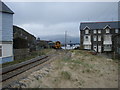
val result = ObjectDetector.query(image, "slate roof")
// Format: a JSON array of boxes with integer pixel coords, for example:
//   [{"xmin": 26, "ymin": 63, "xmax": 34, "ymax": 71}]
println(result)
[
  {"xmin": 0, "ymin": 1, "xmax": 14, "ymax": 14},
  {"xmin": 80, "ymin": 21, "xmax": 120, "ymax": 30}
]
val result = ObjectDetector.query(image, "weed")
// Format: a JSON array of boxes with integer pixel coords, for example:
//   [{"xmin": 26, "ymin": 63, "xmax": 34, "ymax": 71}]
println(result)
[
  {"xmin": 61, "ymin": 71, "xmax": 71, "ymax": 80},
  {"xmin": 100, "ymin": 74, "xmax": 103, "ymax": 77},
  {"xmin": 82, "ymin": 70, "xmax": 85, "ymax": 73},
  {"xmin": 86, "ymin": 69, "xmax": 90, "ymax": 73}
]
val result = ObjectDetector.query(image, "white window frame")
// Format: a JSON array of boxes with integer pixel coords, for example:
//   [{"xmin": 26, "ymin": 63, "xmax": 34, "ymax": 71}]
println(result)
[
  {"xmin": 93, "ymin": 30, "xmax": 97, "ymax": 34},
  {"xmin": 106, "ymin": 28, "xmax": 110, "ymax": 33},
  {"xmin": 98, "ymin": 36, "xmax": 101, "ymax": 41},
  {"xmin": 98, "ymin": 45, "xmax": 102, "ymax": 52},
  {"xmin": 25, "ymin": 36, "xmax": 28, "ymax": 39},
  {"xmin": 104, "ymin": 45, "xmax": 112, "ymax": 50},
  {"xmin": 85, "ymin": 36, "xmax": 89, "ymax": 41},
  {"xmin": 104, "ymin": 35, "xmax": 111, "ymax": 41},
  {"xmin": 93, "ymin": 35, "xmax": 97, "ymax": 41},
  {"xmin": 115, "ymin": 29, "xmax": 119, "ymax": 33},
  {"xmin": 84, "ymin": 45, "xmax": 91, "ymax": 50},
  {"xmin": 93, "ymin": 45, "xmax": 97, "ymax": 52},
  {"xmin": 21, "ymin": 33, "xmax": 23, "ymax": 36},
  {"xmin": 98, "ymin": 30, "xmax": 101, "ymax": 34},
  {"xmin": 85, "ymin": 29, "xmax": 89, "ymax": 34}
]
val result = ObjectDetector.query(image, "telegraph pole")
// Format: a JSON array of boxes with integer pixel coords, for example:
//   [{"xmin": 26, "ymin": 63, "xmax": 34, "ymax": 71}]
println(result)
[{"xmin": 65, "ymin": 31, "xmax": 67, "ymax": 50}]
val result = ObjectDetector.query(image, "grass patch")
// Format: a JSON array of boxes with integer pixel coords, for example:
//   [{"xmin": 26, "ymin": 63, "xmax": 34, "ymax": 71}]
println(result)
[
  {"xmin": 2, "ymin": 55, "xmax": 37, "ymax": 67},
  {"xmin": 71, "ymin": 59, "xmax": 94, "ymax": 69},
  {"xmin": 61, "ymin": 71, "xmax": 71, "ymax": 80},
  {"xmin": 2, "ymin": 49, "xmax": 53, "ymax": 68},
  {"xmin": 62, "ymin": 57, "xmax": 71, "ymax": 62},
  {"xmin": 60, "ymin": 52, "xmax": 94, "ymax": 69}
]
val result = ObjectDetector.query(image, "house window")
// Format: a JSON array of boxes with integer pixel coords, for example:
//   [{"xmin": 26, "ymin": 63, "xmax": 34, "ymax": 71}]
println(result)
[
  {"xmin": 98, "ymin": 30, "xmax": 101, "ymax": 34},
  {"xmin": 85, "ymin": 30, "xmax": 89, "ymax": 34},
  {"xmin": 93, "ymin": 45, "xmax": 97, "ymax": 52},
  {"xmin": 84, "ymin": 45, "xmax": 91, "ymax": 49},
  {"xmin": 21, "ymin": 33, "xmax": 23, "ymax": 36},
  {"xmin": 104, "ymin": 35, "xmax": 111, "ymax": 41},
  {"xmin": 115, "ymin": 29, "xmax": 119, "ymax": 33},
  {"xmin": 93, "ymin": 30, "xmax": 97, "ymax": 34},
  {"xmin": 104, "ymin": 45, "xmax": 112, "ymax": 51},
  {"xmin": 0, "ymin": 46, "xmax": 2, "ymax": 57},
  {"xmin": 98, "ymin": 36, "xmax": 101, "ymax": 41},
  {"xmin": 85, "ymin": 36, "xmax": 89, "ymax": 41},
  {"xmin": 25, "ymin": 36, "xmax": 28, "ymax": 39},
  {"xmin": 106, "ymin": 28, "xmax": 110, "ymax": 33},
  {"xmin": 93, "ymin": 35, "xmax": 97, "ymax": 41}
]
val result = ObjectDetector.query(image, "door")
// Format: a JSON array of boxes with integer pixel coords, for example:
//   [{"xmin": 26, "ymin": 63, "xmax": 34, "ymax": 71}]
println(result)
[{"xmin": 98, "ymin": 45, "xmax": 101, "ymax": 52}]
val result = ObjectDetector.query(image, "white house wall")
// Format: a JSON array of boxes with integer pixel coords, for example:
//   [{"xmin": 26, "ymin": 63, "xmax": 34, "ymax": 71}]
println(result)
[
  {"xmin": 0, "ymin": 12, "xmax": 2, "ymax": 41},
  {"xmin": 2, "ymin": 44, "xmax": 13, "ymax": 58},
  {"xmin": 2, "ymin": 13, "xmax": 13, "ymax": 41}
]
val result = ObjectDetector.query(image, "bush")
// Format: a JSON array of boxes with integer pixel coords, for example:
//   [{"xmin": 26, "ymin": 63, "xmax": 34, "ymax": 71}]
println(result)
[{"xmin": 61, "ymin": 71, "xmax": 71, "ymax": 80}]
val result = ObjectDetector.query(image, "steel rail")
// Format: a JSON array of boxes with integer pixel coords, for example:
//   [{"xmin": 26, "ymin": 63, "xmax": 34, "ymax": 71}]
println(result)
[{"xmin": 1, "ymin": 55, "xmax": 51, "ymax": 82}]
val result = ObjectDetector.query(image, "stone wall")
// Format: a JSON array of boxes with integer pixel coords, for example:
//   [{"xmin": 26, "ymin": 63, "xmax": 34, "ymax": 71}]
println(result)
[{"xmin": 13, "ymin": 49, "xmax": 30, "ymax": 60}]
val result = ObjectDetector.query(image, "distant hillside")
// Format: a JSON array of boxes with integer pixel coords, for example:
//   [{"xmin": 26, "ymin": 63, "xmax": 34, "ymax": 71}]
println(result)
[{"xmin": 39, "ymin": 35, "xmax": 80, "ymax": 44}]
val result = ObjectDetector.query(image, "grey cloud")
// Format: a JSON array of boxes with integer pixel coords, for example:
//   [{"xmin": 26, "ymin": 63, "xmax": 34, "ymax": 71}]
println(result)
[
  {"xmin": 6, "ymin": 2, "xmax": 118, "ymax": 25},
  {"xmin": 4, "ymin": 2, "xmax": 118, "ymax": 42}
]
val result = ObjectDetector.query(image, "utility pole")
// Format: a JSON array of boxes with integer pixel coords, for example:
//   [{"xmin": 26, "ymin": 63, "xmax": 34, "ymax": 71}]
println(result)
[{"xmin": 65, "ymin": 31, "xmax": 67, "ymax": 50}]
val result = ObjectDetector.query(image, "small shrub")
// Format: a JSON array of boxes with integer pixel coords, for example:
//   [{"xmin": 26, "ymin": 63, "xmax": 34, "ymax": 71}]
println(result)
[
  {"xmin": 61, "ymin": 71, "xmax": 71, "ymax": 80},
  {"xmin": 86, "ymin": 69, "xmax": 90, "ymax": 73},
  {"xmin": 82, "ymin": 70, "xmax": 85, "ymax": 73}
]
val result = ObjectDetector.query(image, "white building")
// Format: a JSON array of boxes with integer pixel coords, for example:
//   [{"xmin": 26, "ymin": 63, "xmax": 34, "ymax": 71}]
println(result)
[
  {"xmin": 0, "ymin": 2, "xmax": 14, "ymax": 63},
  {"xmin": 80, "ymin": 21, "xmax": 120, "ymax": 53}
]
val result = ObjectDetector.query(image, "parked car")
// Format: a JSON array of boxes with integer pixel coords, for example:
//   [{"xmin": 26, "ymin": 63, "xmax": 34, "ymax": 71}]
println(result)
[{"xmin": 89, "ymin": 50, "xmax": 97, "ymax": 55}]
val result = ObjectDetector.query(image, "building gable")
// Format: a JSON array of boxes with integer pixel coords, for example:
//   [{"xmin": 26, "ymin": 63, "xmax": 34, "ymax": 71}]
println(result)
[
  {"xmin": 83, "ymin": 26, "xmax": 90, "ymax": 30},
  {"xmin": 0, "ymin": 1, "xmax": 14, "ymax": 14},
  {"xmin": 103, "ymin": 25, "xmax": 111, "ymax": 29}
]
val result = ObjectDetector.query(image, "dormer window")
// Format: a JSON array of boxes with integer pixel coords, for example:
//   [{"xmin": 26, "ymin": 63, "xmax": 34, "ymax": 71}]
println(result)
[
  {"xmin": 104, "ymin": 25, "xmax": 111, "ymax": 34},
  {"xmin": 83, "ymin": 26, "xmax": 90, "ymax": 34},
  {"xmin": 85, "ymin": 29, "xmax": 89, "ymax": 34},
  {"xmin": 106, "ymin": 28, "xmax": 110, "ymax": 33}
]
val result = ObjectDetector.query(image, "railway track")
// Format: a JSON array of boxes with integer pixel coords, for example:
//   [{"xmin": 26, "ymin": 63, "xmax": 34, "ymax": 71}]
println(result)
[{"xmin": 1, "ymin": 52, "xmax": 57, "ymax": 88}]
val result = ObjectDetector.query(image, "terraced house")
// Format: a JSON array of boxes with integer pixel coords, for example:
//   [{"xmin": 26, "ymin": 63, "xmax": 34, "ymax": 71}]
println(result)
[
  {"xmin": 113, "ymin": 34, "xmax": 120, "ymax": 59},
  {"xmin": 0, "ymin": 2, "xmax": 14, "ymax": 63},
  {"xmin": 80, "ymin": 21, "xmax": 120, "ymax": 53}
]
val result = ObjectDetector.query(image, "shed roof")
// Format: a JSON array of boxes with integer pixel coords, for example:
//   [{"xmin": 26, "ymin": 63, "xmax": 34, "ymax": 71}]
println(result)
[
  {"xmin": 80, "ymin": 21, "xmax": 120, "ymax": 30},
  {"xmin": 0, "ymin": 1, "xmax": 14, "ymax": 14}
]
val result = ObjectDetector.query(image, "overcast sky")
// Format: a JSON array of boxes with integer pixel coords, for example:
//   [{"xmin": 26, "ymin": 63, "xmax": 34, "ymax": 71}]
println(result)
[{"xmin": 5, "ymin": 2, "xmax": 118, "ymax": 41}]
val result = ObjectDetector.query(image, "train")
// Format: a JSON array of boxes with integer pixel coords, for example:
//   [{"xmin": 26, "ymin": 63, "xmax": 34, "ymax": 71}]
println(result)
[
  {"xmin": 54, "ymin": 41, "xmax": 61, "ymax": 49},
  {"xmin": 49, "ymin": 41, "xmax": 61, "ymax": 49}
]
